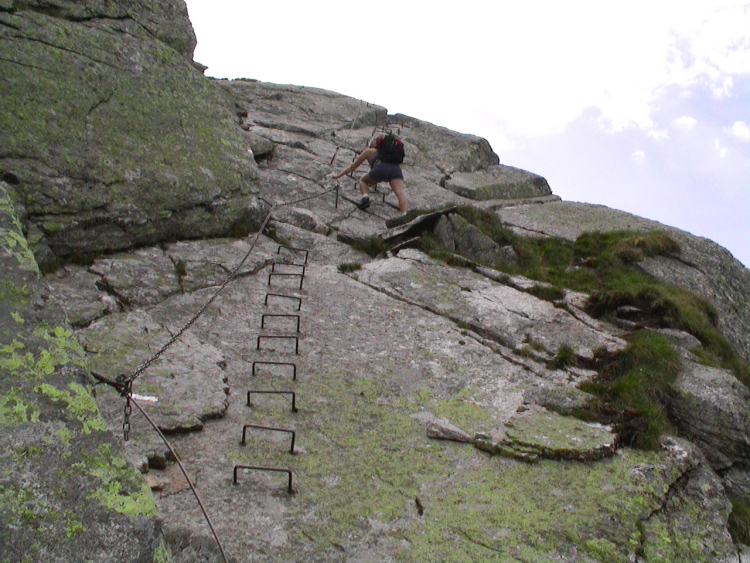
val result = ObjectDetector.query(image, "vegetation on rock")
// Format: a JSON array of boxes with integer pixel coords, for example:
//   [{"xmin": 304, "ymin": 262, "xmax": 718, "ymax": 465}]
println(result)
[{"xmin": 414, "ymin": 205, "xmax": 750, "ymax": 450}]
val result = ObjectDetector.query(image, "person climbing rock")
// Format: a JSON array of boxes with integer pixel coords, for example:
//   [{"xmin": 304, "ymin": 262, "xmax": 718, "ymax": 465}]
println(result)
[{"xmin": 333, "ymin": 133, "xmax": 408, "ymax": 215}]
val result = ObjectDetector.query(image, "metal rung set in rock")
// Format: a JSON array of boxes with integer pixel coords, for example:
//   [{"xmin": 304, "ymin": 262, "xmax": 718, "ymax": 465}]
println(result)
[{"xmin": 233, "ymin": 245, "xmax": 310, "ymax": 495}]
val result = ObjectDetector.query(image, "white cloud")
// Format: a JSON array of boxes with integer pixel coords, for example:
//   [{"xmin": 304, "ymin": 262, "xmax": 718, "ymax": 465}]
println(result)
[
  {"xmin": 632, "ymin": 150, "xmax": 646, "ymax": 164},
  {"xmin": 648, "ymin": 129, "xmax": 670, "ymax": 141},
  {"xmin": 731, "ymin": 121, "xmax": 750, "ymax": 142},
  {"xmin": 714, "ymin": 139, "xmax": 728, "ymax": 158},
  {"xmin": 675, "ymin": 116, "xmax": 698, "ymax": 130},
  {"xmin": 711, "ymin": 76, "xmax": 735, "ymax": 99},
  {"xmin": 186, "ymin": 1, "xmax": 750, "ymax": 138}
]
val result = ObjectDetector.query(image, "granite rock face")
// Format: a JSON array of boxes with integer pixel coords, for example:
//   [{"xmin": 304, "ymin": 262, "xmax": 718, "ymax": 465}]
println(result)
[
  {"xmin": 1, "ymin": 0, "xmax": 261, "ymax": 269},
  {"xmin": 0, "ymin": 183, "xmax": 161, "ymax": 563},
  {"xmin": 3, "ymin": 2, "xmax": 750, "ymax": 559},
  {"xmin": 41, "ymin": 234, "xmax": 740, "ymax": 562}
]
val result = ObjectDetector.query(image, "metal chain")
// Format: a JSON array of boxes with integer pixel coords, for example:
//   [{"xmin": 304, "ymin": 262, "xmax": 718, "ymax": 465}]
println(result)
[
  {"xmin": 125, "ymin": 206, "xmax": 276, "ymax": 384},
  {"xmin": 122, "ymin": 388, "xmax": 132, "ymax": 441}
]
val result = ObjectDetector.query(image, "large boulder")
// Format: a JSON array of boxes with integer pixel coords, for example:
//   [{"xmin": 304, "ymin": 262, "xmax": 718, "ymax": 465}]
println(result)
[
  {"xmin": 1, "ymin": 0, "xmax": 261, "ymax": 269},
  {"xmin": 388, "ymin": 113, "xmax": 500, "ymax": 174},
  {"xmin": 444, "ymin": 164, "xmax": 552, "ymax": 201},
  {"xmin": 669, "ymin": 361, "xmax": 750, "ymax": 471}
]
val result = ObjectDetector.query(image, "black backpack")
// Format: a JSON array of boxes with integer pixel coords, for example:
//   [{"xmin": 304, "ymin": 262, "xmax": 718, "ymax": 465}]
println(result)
[{"xmin": 376, "ymin": 134, "xmax": 405, "ymax": 164}]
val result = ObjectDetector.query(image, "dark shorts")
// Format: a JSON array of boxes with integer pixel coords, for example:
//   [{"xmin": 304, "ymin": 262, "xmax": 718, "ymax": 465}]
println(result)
[{"xmin": 368, "ymin": 162, "xmax": 403, "ymax": 183}]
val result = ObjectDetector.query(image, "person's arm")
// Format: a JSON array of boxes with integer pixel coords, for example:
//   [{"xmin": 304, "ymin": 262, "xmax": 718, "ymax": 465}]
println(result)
[{"xmin": 333, "ymin": 148, "xmax": 376, "ymax": 179}]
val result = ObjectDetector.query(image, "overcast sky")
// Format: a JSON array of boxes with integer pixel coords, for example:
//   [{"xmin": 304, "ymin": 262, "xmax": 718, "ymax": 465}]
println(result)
[{"xmin": 184, "ymin": 1, "xmax": 750, "ymax": 267}]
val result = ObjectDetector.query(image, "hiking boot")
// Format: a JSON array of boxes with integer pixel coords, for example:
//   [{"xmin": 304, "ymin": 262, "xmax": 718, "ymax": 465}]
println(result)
[{"xmin": 358, "ymin": 196, "xmax": 370, "ymax": 210}]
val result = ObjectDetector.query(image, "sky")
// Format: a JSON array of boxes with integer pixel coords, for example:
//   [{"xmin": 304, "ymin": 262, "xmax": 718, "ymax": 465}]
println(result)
[{"xmin": 183, "ymin": 1, "xmax": 750, "ymax": 267}]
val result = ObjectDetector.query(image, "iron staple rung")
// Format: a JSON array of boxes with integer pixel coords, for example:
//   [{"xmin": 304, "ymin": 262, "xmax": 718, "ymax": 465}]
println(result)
[
  {"xmin": 268, "ymin": 272, "xmax": 304, "ymax": 290},
  {"xmin": 261, "ymin": 314, "xmax": 301, "ymax": 332},
  {"xmin": 276, "ymin": 245, "xmax": 309, "ymax": 266},
  {"xmin": 257, "ymin": 335, "xmax": 299, "ymax": 355},
  {"xmin": 241, "ymin": 424, "xmax": 296, "ymax": 454},
  {"xmin": 371, "ymin": 125, "xmax": 401, "ymax": 136},
  {"xmin": 251, "ymin": 361, "xmax": 297, "ymax": 380},
  {"xmin": 247, "ymin": 390, "xmax": 298, "ymax": 413},
  {"xmin": 233, "ymin": 465, "xmax": 294, "ymax": 494},
  {"xmin": 264, "ymin": 293, "xmax": 302, "ymax": 311},
  {"xmin": 272, "ymin": 263, "xmax": 306, "ymax": 274}
]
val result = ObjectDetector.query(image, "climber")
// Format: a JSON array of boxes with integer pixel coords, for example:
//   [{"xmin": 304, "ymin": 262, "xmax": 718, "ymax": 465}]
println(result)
[{"xmin": 332, "ymin": 133, "xmax": 407, "ymax": 215}]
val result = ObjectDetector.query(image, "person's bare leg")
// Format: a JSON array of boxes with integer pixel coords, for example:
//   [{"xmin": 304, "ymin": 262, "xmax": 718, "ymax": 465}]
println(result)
[
  {"xmin": 359, "ymin": 174, "xmax": 375, "ymax": 196},
  {"xmin": 389, "ymin": 179, "xmax": 407, "ymax": 213}
]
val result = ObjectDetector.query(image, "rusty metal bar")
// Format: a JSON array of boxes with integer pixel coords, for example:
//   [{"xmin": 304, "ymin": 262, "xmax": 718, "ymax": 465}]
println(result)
[
  {"xmin": 256, "ymin": 335, "xmax": 299, "ymax": 355},
  {"xmin": 268, "ymin": 272, "xmax": 304, "ymax": 290},
  {"xmin": 272, "ymin": 262, "xmax": 306, "ymax": 274},
  {"xmin": 277, "ymin": 245, "xmax": 309, "ymax": 265},
  {"xmin": 247, "ymin": 390, "xmax": 298, "ymax": 413},
  {"xmin": 233, "ymin": 465, "xmax": 294, "ymax": 494},
  {"xmin": 261, "ymin": 314, "xmax": 301, "ymax": 332},
  {"xmin": 264, "ymin": 293, "xmax": 302, "ymax": 311},
  {"xmin": 251, "ymin": 361, "xmax": 297, "ymax": 380},
  {"xmin": 241, "ymin": 424, "xmax": 296, "ymax": 454}
]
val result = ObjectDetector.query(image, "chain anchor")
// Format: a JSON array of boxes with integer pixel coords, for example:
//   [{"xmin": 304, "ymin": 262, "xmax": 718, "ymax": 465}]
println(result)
[{"xmin": 121, "ymin": 376, "xmax": 133, "ymax": 441}]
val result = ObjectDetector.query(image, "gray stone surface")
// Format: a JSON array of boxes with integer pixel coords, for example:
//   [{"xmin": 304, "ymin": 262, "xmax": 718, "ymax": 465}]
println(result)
[
  {"xmin": 638, "ymin": 438, "xmax": 736, "ymax": 562},
  {"xmin": 1, "ymin": 183, "xmax": 161, "ymax": 562},
  {"xmin": 496, "ymin": 200, "xmax": 750, "ymax": 363},
  {"xmin": 474, "ymin": 407, "xmax": 618, "ymax": 462},
  {"xmin": 444, "ymin": 165, "xmax": 552, "ymax": 201},
  {"xmin": 434, "ymin": 214, "xmax": 456, "ymax": 252},
  {"xmin": 357, "ymin": 249, "xmax": 627, "ymax": 356},
  {"xmin": 669, "ymin": 361, "xmax": 750, "ymax": 470},
  {"xmin": 78, "ymin": 308, "xmax": 229, "ymax": 435},
  {"xmin": 34, "ymin": 227, "xmax": 741, "ymax": 561},
  {"xmin": 2, "ymin": 0, "xmax": 260, "ymax": 269},
  {"xmin": 425, "ymin": 418, "xmax": 473, "ymax": 443},
  {"xmin": 450, "ymin": 213, "xmax": 501, "ymax": 265},
  {"xmin": 46, "ymin": 264, "xmax": 121, "ymax": 327},
  {"xmin": 89, "ymin": 247, "xmax": 182, "ymax": 309},
  {"xmin": 723, "ymin": 465, "xmax": 750, "ymax": 499},
  {"xmin": 656, "ymin": 327, "xmax": 702, "ymax": 351}
]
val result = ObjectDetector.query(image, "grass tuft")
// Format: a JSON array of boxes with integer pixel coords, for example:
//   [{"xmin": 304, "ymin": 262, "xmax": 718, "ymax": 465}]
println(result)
[
  {"xmin": 549, "ymin": 344, "xmax": 576, "ymax": 370},
  {"xmin": 580, "ymin": 331, "xmax": 681, "ymax": 449},
  {"xmin": 338, "ymin": 262, "xmax": 362, "ymax": 274},
  {"xmin": 729, "ymin": 496, "xmax": 750, "ymax": 545},
  {"xmin": 174, "ymin": 259, "xmax": 187, "ymax": 278},
  {"xmin": 351, "ymin": 236, "xmax": 387, "ymax": 257},
  {"xmin": 528, "ymin": 284, "xmax": 564, "ymax": 302}
]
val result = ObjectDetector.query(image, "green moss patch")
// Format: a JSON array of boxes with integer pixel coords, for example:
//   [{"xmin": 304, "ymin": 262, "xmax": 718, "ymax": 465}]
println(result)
[
  {"xmin": 34, "ymin": 382, "xmax": 106, "ymax": 434},
  {"xmin": 0, "ymin": 387, "xmax": 41, "ymax": 426},
  {"xmin": 1, "ymin": 326, "xmax": 85, "ymax": 381},
  {"xmin": 73, "ymin": 443, "xmax": 157, "ymax": 518}
]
